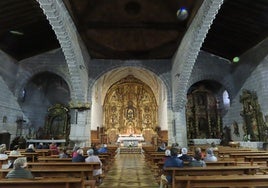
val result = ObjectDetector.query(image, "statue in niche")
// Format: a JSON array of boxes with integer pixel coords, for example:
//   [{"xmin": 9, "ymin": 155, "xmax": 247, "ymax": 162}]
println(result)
[
  {"xmin": 125, "ymin": 101, "xmax": 136, "ymax": 121},
  {"xmin": 233, "ymin": 121, "xmax": 240, "ymax": 136},
  {"xmin": 221, "ymin": 126, "xmax": 231, "ymax": 145}
]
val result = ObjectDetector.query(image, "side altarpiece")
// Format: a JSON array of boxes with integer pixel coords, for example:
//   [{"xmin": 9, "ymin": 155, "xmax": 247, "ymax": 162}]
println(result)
[
  {"xmin": 240, "ymin": 89, "xmax": 267, "ymax": 141},
  {"xmin": 186, "ymin": 86, "xmax": 222, "ymax": 140}
]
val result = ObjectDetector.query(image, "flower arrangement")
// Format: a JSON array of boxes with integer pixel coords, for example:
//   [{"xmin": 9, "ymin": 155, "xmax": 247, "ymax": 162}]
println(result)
[{"xmin": 243, "ymin": 134, "xmax": 251, "ymax": 142}]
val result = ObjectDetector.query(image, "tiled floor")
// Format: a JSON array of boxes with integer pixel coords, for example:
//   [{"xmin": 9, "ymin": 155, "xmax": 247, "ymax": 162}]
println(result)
[{"xmin": 99, "ymin": 153, "xmax": 159, "ymax": 188}]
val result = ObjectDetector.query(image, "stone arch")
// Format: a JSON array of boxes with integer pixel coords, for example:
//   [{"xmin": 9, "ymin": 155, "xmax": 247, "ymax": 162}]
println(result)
[
  {"xmin": 188, "ymin": 74, "xmax": 234, "ymax": 103},
  {"xmin": 90, "ymin": 66, "xmax": 170, "ymax": 143},
  {"xmin": 172, "ymin": 0, "xmax": 224, "ymax": 112},
  {"xmin": 14, "ymin": 66, "xmax": 72, "ymax": 102},
  {"xmin": 88, "ymin": 63, "xmax": 172, "ymax": 109},
  {"xmin": 186, "ymin": 80, "xmax": 224, "ymax": 140},
  {"xmin": 37, "ymin": 0, "xmax": 89, "ymax": 102}
]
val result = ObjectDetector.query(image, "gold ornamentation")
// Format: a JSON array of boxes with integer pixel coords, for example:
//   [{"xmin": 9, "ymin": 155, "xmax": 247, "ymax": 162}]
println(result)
[{"xmin": 69, "ymin": 101, "xmax": 91, "ymax": 110}]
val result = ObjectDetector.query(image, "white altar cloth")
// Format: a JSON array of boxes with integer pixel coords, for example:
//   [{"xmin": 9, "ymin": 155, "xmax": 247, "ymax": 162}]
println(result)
[
  {"xmin": 239, "ymin": 141, "xmax": 263, "ymax": 149},
  {"xmin": 26, "ymin": 139, "xmax": 66, "ymax": 143},
  {"xmin": 190, "ymin": 139, "xmax": 221, "ymax": 145},
  {"xmin": 117, "ymin": 134, "xmax": 144, "ymax": 142}
]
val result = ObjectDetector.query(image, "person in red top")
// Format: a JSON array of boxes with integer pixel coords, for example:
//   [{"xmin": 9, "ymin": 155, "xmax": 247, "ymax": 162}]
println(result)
[{"xmin": 49, "ymin": 142, "xmax": 59, "ymax": 155}]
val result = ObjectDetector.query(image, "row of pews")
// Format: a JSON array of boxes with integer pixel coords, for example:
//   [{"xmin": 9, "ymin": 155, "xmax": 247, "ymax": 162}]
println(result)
[
  {"xmin": 0, "ymin": 145, "xmax": 118, "ymax": 188},
  {"xmin": 143, "ymin": 145, "xmax": 268, "ymax": 188}
]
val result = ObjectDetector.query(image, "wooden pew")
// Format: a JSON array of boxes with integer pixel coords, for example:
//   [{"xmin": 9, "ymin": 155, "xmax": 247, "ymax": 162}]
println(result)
[
  {"xmin": 175, "ymin": 174, "xmax": 268, "ymax": 188},
  {"xmin": 0, "ymin": 168, "xmax": 95, "ymax": 181},
  {"xmin": 245, "ymin": 156, "xmax": 268, "ymax": 166},
  {"xmin": 28, "ymin": 162, "xmax": 100, "ymax": 170},
  {"xmin": 0, "ymin": 177, "xmax": 82, "ymax": 188},
  {"xmin": 229, "ymin": 152, "xmax": 268, "ymax": 162},
  {"xmin": 38, "ymin": 157, "xmax": 72, "ymax": 162},
  {"xmin": 164, "ymin": 166, "xmax": 261, "ymax": 188},
  {"xmin": 158, "ymin": 160, "xmax": 239, "ymax": 168}
]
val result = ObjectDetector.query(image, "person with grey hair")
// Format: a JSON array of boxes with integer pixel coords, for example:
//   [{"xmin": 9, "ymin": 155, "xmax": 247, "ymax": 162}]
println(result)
[
  {"xmin": 6, "ymin": 157, "xmax": 34, "ymax": 179},
  {"xmin": 25, "ymin": 144, "xmax": 35, "ymax": 152},
  {"xmin": 178, "ymin": 147, "xmax": 193, "ymax": 162},
  {"xmin": 204, "ymin": 148, "xmax": 218, "ymax": 162},
  {"xmin": 163, "ymin": 149, "xmax": 171, "ymax": 162},
  {"xmin": 189, "ymin": 148, "xmax": 206, "ymax": 167},
  {"xmin": 86, "ymin": 148, "xmax": 103, "ymax": 183},
  {"xmin": 0, "ymin": 144, "xmax": 6, "ymax": 153},
  {"xmin": 10, "ymin": 145, "xmax": 21, "ymax": 156}
]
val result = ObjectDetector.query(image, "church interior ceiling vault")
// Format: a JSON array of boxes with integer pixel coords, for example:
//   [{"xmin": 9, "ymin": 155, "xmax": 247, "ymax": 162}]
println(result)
[{"xmin": 0, "ymin": 0, "xmax": 266, "ymax": 63}]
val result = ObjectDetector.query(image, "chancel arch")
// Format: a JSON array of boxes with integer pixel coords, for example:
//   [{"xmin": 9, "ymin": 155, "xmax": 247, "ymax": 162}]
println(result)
[{"xmin": 90, "ymin": 67, "xmax": 169, "ymax": 145}]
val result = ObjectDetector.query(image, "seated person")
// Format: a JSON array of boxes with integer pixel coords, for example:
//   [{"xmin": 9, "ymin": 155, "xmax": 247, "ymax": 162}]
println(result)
[
  {"xmin": 0, "ymin": 144, "xmax": 6, "ymax": 154},
  {"xmin": 98, "ymin": 144, "xmax": 108, "ymax": 154},
  {"xmin": 163, "ymin": 149, "xmax": 171, "ymax": 162},
  {"xmin": 10, "ymin": 145, "xmax": 21, "ymax": 156},
  {"xmin": 36, "ymin": 142, "xmax": 44, "ymax": 149},
  {"xmin": 86, "ymin": 149, "xmax": 103, "ymax": 183},
  {"xmin": 25, "ymin": 144, "xmax": 37, "ymax": 161},
  {"xmin": 72, "ymin": 148, "xmax": 85, "ymax": 162},
  {"xmin": 210, "ymin": 142, "xmax": 218, "ymax": 151},
  {"xmin": 72, "ymin": 145, "xmax": 80, "ymax": 157},
  {"xmin": 157, "ymin": 142, "xmax": 166, "ymax": 152},
  {"xmin": 6, "ymin": 157, "xmax": 34, "ymax": 179},
  {"xmin": 42, "ymin": 143, "xmax": 49, "ymax": 149},
  {"xmin": 59, "ymin": 148, "xmax": 70, "ymax": 158},
  {"xmin": 189, "ymin": 148, "xmax": 206, "ymax": 167},
  {"xmin": 25, "ymin": 144, "xmax": 35, "ymax": 152},
  {"xmin": 204, "ymin": 148, "xmax": 217, "ymax": 162},
  {"xmin": 9, "ymin": 145, "xmax": 21, "ymax": 168},
  {"xmin": 178, "ymin": 147, "xmax": 193, "ymax": 162},
  {"xmin": 163, "ymin": 147, "xmax": 183, "ymax": 184},
  {"xmin": 91, "ymin": 143, "xmax": 99, "ymax": 155},
  {"xmin": 49, "ymin": 142, "xmax": 59, "ymax": 155}
]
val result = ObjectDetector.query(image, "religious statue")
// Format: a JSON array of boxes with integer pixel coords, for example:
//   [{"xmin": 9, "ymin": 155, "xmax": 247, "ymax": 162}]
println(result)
[
  {"xmin": 233, "ymin": 121, "xmax": 240, "ymax": 136},
  {"xmin": 240, "ymin": 89, "xmax": 267, "ymax": 141}
]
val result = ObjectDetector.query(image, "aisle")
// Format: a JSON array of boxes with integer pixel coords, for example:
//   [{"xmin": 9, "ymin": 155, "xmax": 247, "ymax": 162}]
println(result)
[{"xmin": 99, "ymin": 153, "xmax": 159, "ymax": 188}]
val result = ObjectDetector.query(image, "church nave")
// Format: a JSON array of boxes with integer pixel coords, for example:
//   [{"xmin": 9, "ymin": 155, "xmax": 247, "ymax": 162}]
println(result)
[{"xmin": 98, "ymin": 153, "xmax": 159, "ymax": 188}]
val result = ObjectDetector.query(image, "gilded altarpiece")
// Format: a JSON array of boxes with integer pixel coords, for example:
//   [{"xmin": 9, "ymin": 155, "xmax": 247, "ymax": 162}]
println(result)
[
  {"xmin": 43, "ymin": 104, "xmax": 71, "ymax": 143},
  {"xmin": 240, "ymin": 89, "xmax": 267, "ymax": 141},
  {"xmin": 186, "ymin": 86, "xmax": 222, "ymax": 139},
  {"xmin": 103, "ymin": 75, "xmax": 158, "ymax": 143}
]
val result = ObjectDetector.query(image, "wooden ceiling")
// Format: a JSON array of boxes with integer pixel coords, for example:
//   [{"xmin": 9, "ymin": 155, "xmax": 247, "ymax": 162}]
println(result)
[{"xmin": 0, "ymin": 0, "xmax": 267, "ymax": 61}]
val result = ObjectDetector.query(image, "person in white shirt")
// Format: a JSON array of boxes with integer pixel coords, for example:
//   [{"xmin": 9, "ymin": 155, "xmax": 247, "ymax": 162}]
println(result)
[
  {"xmin": 10, "ymin": 145, "xmax": 21, "ymax": 156},
  {"xmin": 204, "ymin": 148, "xmax": 218, "ymax": 162},
  {"xmin": 85, "ymin": 149, "xmax": 103, "ymax": 183}
]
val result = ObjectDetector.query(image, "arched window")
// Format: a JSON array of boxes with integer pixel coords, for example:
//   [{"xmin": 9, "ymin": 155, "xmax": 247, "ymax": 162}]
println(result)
[{"xmin": 223, "ymin": 90, "xmax": 230, "ymax": 108}]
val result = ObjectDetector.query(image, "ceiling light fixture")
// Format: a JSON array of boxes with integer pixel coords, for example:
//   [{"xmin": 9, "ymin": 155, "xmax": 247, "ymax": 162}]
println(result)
[
  {"xmin": 232, "ymin": 57, "xmax": 240, "ymax": 63},
  {"xmin": 10, "ymin": 30, "xmax": 24, "ymax": 36},
  {"xmin": 176, "ymin": 7, "xmax": 188, "ymax": 21}
]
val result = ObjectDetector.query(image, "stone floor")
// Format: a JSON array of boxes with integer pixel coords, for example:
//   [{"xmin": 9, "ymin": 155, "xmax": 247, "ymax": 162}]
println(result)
[{"xmin": 98, "ymin": 153, "xmax": 159, "ymax": 188}]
